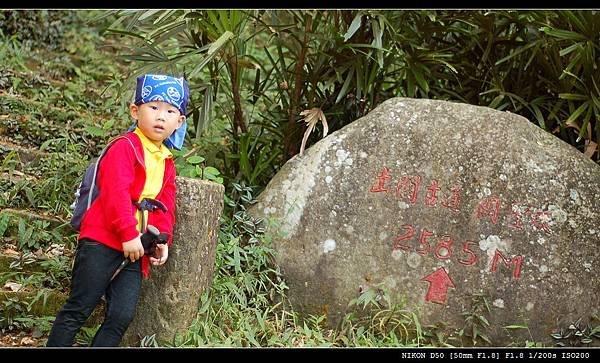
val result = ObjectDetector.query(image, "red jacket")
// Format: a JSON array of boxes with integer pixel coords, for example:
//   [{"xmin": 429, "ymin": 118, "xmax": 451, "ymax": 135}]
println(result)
[{"xmin": 78, "ymin": 131, "xmax": 176, "ymax": 278}]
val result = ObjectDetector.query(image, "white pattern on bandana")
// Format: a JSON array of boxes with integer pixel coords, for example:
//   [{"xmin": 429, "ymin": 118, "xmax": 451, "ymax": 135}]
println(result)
[
  {"xmin": 142, "ymin": 85, "xmax": 152, "ymax": 98},
  {"xmin": 167, "ymin": 87, "xmax": 181, "ymax": 101}
]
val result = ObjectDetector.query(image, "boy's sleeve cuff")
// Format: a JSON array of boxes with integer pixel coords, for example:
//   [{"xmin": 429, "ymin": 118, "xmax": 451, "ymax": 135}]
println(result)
[{"xmin": 112, "ymin": 218, "xmax": 140, "ymax": 243}]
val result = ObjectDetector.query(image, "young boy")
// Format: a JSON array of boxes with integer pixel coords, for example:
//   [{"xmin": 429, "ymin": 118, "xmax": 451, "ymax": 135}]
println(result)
[{"xmin": 47, "ymin": 74, "xmax": 189, "ymax": 347}]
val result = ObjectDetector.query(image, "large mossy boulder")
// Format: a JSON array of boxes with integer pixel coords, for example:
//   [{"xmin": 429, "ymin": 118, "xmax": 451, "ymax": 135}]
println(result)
[{"xmin": 249, "ymin": 97, "xmax": 600, "ymax": 345}]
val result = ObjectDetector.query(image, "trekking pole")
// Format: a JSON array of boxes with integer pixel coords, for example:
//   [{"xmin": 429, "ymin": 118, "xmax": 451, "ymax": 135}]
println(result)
[{"xmin": 109, "ymin": 225, "xmax": 161, "ymax": 282}]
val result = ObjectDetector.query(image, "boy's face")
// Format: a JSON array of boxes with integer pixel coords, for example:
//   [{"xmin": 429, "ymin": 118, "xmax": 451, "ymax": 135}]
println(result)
[{"xmin": 130, "ymin": 101, "xmax": 185, "ymax": 147}]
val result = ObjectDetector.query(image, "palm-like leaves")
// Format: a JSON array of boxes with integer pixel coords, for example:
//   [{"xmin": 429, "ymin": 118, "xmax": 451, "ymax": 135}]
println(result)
[{"xmin": 102, "ymin": 9, "xmax": 600, "ymax": 189}]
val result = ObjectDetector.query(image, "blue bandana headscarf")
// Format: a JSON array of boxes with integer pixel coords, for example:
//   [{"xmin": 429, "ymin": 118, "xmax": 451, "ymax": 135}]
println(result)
[{"xmin": 128, "ymin": 74, "xmax": 190, "ymax": 150}]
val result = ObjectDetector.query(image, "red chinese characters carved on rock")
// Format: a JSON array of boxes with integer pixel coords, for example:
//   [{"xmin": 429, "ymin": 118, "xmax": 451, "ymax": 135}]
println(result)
[
  {"xmin": 531, "ymin": 211, "xmax": 552, "ymax": 233},
  {"xmin": 507, "ymin": 203, "xmax": 530, "ymax": 230},
  {"xmin": 425, "ymin": 179, "xmax": 441, "ymax": 206},
  {"xmin": 369, "ymin": 167, "xmax": 554, "ymax": 234},
  {"xmin": 369, "ymin": 166, "xmax": 392, "ymax": 193},
  {"xmin": 396, "ymin": 176, "xmax": 422, "ymax": 204},
  {"xmin": 475, "ymin": 197, "xmax": 553, "ymax": 234},
  {"xmin": 507, "ymin": 203, "xmax": 552, "ymax": 234},
  {"xmin": 442, "ymin": 185, "xmax": 462, "ymax": 212},
  {"xmin": 476, "ymin": 196, "xmax": 501, "ymax": 224},
  {"xmin": 369, "ymin": 166, "xmax": 463, "ymax": 213}
]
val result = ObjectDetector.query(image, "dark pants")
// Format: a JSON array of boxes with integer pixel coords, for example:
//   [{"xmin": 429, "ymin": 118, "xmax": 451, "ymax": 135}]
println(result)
[{"xmin": 46, "ymin": 238, "xmax": 142, "ymax": 347}]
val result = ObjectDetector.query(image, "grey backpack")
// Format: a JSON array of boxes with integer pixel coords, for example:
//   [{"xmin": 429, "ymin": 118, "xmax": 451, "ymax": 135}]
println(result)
[{"xmin": 69, "ymin": 136, "xmax": 133, "ymax": 231}]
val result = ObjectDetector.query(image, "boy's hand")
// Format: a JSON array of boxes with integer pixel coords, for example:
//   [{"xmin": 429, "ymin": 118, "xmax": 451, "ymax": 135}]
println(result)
[
  {"xmin": 123, "ymin": 235, "xmax": 144, "ymax": 262},
  {"xmin": 150, "ymin": 243, "xmax": 168, "ymax": 266}
]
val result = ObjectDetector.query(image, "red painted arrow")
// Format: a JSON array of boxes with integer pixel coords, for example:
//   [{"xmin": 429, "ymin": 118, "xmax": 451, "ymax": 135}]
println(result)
[{"xmin": 421, "ymin": 267, "xmax": 455, "ymax": 305}]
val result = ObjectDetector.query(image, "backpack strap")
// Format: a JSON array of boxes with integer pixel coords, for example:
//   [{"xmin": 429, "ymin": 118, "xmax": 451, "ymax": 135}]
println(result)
[{"xmin": 86, "ymin": 135, "xmax": 137, "ymax": 210}]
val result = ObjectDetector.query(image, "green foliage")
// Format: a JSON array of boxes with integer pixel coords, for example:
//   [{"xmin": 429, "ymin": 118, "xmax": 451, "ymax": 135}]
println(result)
[
  {"xmin": 139, "ymin": 334, "xmax": 159, "ymax": 347},
  {"xmin": 0, "ymin": 213, "xmax": 68, "ymax": 253},
  {"xmin": 8, "ymin": 251, "xmax": 37, "ymax": 270},
  {"xmin": 175, "ymin": 183, "xmax": 289, "ymax": 347},
  {"xmin": 172, "ymin": 147, "xmax": 224, "ymax": 184},
  {"xmin": 550, "ymin": 316, "xmax": 600, "ymax": 347},
  {"xmin": 0, "ymin": 258, "xmax": 71, "ymax": 294},
  {"xmin": 17, "ymin": 220, "xmax": 61, "ymax": 252},
  {"xmin": 458, "ymin": 293, "xmax": 492, "ymax": 346},
  {"xmin": 75, "ymin": 324, "xmax": 101, "ymax": 346},
  {"xmin": 0, "ymin": 289, "xmax": 55, "ymax": 335},
  {"xmin": 0, "ymin": 168, "xmax": 80, "ymax": 224},
  {"xmin": 38, "ymin": 255, "xmax": 72, "ymax": 290},
  {"xmin": 0, "ymin": 32, "xmax": 28, "ymax": 71},
  {"xmin": 0, "ymin": 301, "xmax": 54, "ymax": 338},
  {"xmin": 1, "ymin": 297, "xmax": 32, "ymax": 332},
  {"xmin": 0, "ymin": 10, "xmax": 79, "ymax": 50},
  {"xmin": 426, "ymin": 11, "xmax": 600, "ymax": 158},
  {"xmin": 0, "ymin": 213, "xmax": 9, "ymax": 237},
  {"xmin": 503, "ymin": 323, "xmax": 544, "ymax": 347},
  {"xmin": 333, "ymin": 285, "xmax": 458, "ymax": 347},
  {"xmin": 227, "ymin": 131, "xmax": 282, "ymax": 186}
]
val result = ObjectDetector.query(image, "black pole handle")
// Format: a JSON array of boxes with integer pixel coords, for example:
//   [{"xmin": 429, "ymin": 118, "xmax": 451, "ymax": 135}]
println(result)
[{"xmin": 110, "ymin": 225, "xmax": 166, "ymax": 282}]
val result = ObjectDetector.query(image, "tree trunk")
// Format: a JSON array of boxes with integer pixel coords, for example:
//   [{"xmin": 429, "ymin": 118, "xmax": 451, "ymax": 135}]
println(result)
[
  {"xmin": 229, "ymin": 58, "xmax": 247, "ymax": 137},
  {"xmin": 121, "ymin": 177, "xmax": 224, "ymax": 346},
  {"xmin": 284, "ymin": 16, "xmax": 312, "ymax": 160}
]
